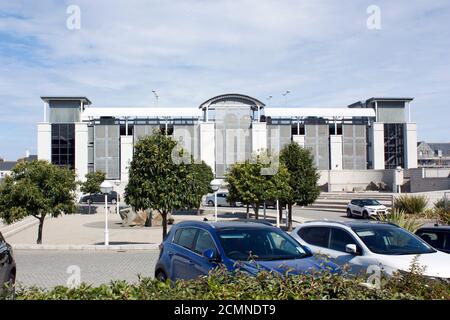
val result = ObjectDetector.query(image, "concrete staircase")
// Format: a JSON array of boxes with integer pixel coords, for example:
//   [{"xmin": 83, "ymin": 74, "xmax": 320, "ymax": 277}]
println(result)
[{"xmin": 307, "ymin": 192, "xmax": 394, "ymax": 212}]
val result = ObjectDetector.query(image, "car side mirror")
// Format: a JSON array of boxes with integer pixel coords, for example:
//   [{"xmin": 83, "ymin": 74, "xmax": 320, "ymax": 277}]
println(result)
[
  {"xmin": 303, "ymin": 246, "xmax": 312, "ymax": 256},
  {"xmin": 203, "ymin": 249, "xmax": 220, "ymax": 261},
  {"xmin": 345, "ymin": 244, "xmax": 359, "ymax": 255}
]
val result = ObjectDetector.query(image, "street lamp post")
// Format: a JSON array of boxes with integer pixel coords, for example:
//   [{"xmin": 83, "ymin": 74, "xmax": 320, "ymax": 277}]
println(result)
[
  {"xmin": 282, "ymin": 90, "xmax": 290, "ymax": 107},
  {"xmin": 210, "ymin": 179, "xmax": 222, "ymax": 222},
  {"xmin": 100, "ymin": 180, "xmax": 113, "ymax": 246}
]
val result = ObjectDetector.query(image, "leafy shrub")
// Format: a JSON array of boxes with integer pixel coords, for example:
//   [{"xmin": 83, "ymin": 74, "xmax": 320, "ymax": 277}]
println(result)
[
  {"xmin": 12, "ymin": 266, "xmax": 450, "ymax": 300},
  {"xmin": 375, "ymin": 209, "xmax": 423, "ymax": 232},
  {"xmin": 394, "ymin": 195, "xmax": 428, "ymax": 215}
]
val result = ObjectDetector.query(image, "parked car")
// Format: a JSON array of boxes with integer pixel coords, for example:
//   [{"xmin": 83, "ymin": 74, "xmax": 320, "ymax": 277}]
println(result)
[
  {"xmin": 416, "ymin": 224, "xmax": 450, "ymax": 254},
  {"xmin": 291, "ymin": 220, "xmax": 450, "ymax": 279},
  {"xmin": 154, "ymin": 220, "xmax": 340, "ymax": 281},
  {"xmin": 346, "ymin": 199, "xmax": 388, "ymax": 219},
  {"xmin": 79, "ymin": 191, "xmax": 119, "ymax": 204},
  {"xmin": 0, "ymin": 232, "xmax": 16, "ymax": 297},
  {"xmin": 205, "ymin": 192, "xmax": 241, "ymax": 207}
]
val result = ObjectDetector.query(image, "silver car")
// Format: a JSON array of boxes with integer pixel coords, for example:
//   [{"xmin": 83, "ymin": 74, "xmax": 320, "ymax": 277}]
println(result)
[
  {"xmin": 205, "ymin": 192, "xmax": 242, "ymax": 207},
  {"xmin": 0, "ymin": 231, "xmax": 16, "ymax": 297}
]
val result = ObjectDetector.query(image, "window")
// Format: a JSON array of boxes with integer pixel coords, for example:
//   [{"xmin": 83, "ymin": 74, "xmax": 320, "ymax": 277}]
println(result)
[
  {"xmin": 416, "ymin": 231, "xmax": 450, "ymax": 252},
  {"xmin": 217, "ymin": 228, "xmax": 308, "ymax": 261},
  {"xmin": 174, "ymin": 228, "xmax": 197, "ymax": 250},
  {"xmin": 194, "ymin": 230, "xmax": 216, "ymax": 254},
  {"xmin": 297, "ymin": 227, "xmax": 330, "ymax": 248},
  {"xmin": 51, "ymin": 123, "xmax": 75, "ymax": 169},
  {"xmin": 384, "ymin": 123, "xmax": 405, "ymax": 169},
  {"xmin": 352, "ymin": 225, "xmax": 435, "ymax": 255},
  {"xmin": 330, "ymin": 228, "xmax": 359, "ymax": 253}
]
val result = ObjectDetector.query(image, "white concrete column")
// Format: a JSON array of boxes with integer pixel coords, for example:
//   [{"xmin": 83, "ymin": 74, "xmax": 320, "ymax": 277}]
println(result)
[
  {"xmin": 330, "ymin": 135, "xmax": 343, "ymax": 170},
  {"xmin": 75, "ymin": 123, "xmax": 88, "ymax": 182},
  {"xmin": 251, "ymin": 122, "xmax": 267, "ymax": 153},
  {"xmin": 200, "ymin": 122, "xmax": 215, "ymax": 174},
  {"xmin": 292, "ymin": 135, "xmax": 305, "ymax": 147},
  {"xmin": 404, "ymin": 123, "xmax": 418, "ymax": 169},
  {"xmin": 37, "ymin": 123, "xmax": 51, "ymax": 162},
  {"xmin": 120, "ymin": 135, "xmax": 134, "ymax": 182},
  {"xmin": 371, "ymin": 122, "xmax": 385, "ymax": 170}
]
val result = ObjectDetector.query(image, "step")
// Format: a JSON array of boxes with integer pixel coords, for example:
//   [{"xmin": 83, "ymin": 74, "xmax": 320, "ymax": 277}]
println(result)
[{"xmin": 0, "ymin": 216, "xmax": 39, "ymax": 237}]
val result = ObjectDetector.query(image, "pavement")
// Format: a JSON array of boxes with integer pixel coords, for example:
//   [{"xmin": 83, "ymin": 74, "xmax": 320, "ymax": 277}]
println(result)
[
  {"xmin": 3, "ymin": 204, "xmax": 347, "ymax": 249},
  {"xmin": 3, "ymin": 204, "xmax": 352, "ymax": 289},
  {"xmin": 14, "ymin": 249, "xmax": 159, "ymax": 289}
]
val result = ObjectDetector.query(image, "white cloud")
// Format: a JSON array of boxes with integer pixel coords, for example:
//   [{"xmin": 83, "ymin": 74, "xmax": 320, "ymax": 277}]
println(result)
[{"xmin": 0, "ymin": 0, "xmax": 450, "ymax": 158}]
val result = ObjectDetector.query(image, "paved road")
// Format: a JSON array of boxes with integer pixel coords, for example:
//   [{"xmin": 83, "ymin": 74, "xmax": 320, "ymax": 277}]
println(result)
[{"xmin": 14, "ymin": 250, "xmax": 159, "ymax": 289}]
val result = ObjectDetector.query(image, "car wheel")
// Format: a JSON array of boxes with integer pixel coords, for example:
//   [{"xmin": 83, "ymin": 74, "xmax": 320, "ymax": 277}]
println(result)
[
  {"xmin": 156, "ymin": 270, "xmax": 167, "ymax": 282},
  {"xmin": 346, "ymin": 208, "xmax": 353, "ymax": 218},
  {"xmin": 362, "ymin": 211, "xmax": 369, "ymax": 219},
  {"xmin": 208, "ymin": 200, "xmax": 214, "ymax": 207}
]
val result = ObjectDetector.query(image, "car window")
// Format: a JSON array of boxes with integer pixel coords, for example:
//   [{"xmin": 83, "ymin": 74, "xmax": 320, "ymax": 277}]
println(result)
[
  {"xmin": 417, "ymin": 231, "xmax": 449, "ymax": 251},
  {"xmin": 217, "ymin": 228, "xmax": 308, "ymax": 261},
  {"xmin": 174, "ymin": 228, "xmax": 197, "ymax": 250},
  {"xmin": 352, "ymin": 225, "xmax": 435, "ymax": 255},
  {"xmin": 0, "ymin": 232, "xmax": 4, "ymax": 243},
  {"xmin": 297, "ymin": 227, "xmax": 330, "ymax": 248},
  {"xmin": 330, "ymin": 228, "xmax": 359, "ymax": 253},
  {"xmin": 351, "ymin": 200, "xmax": 358, "ymax": 205},
  {"xmin": 193, "ymin": 230, "xmax": 216, "ymax": 254}
]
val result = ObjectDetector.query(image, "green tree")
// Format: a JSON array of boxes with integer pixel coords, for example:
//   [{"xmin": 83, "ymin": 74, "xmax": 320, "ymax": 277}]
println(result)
[
  {"xmin": 226, "ymin": 154, "xmax": 291, "ymax": 220},
  {"xmin": 80, "ymin": 171, "xmax": 106, "ymax": 214},
  {"xmin": 280, "ymin": 142, "xmax": 320, "ymax": 230},
  {"xmin": 0, "ymin": 160, "xmax": 77, "ymax": 244},
  {"xmin": 125, "ymin": 132, "xmax": 211, "ymax": 239},
  {"xmin": 184, "ymin": 161, "xmax": 214, "ymax": 214}
]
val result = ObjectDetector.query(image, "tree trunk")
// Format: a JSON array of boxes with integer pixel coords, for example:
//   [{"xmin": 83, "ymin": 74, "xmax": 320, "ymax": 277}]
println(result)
[
  {"xmin": 162, "ymin": 212, "xmax": 168, "ymax": 240},
  {"xmin": 37, "ymin": 216, "xmax": 45, "ymax": 244},
  {"xmin": 88, "ymin": 202, "xmax": 91, "ymax": 215},
  {"xmin": 287, "ymin": 203, "xmax": 293, "ymax": 231},
  {"xmin": 253, "ymin": 205, "xmax": 259, "ymax": 220},
  {"xmin": 145, "ymin": 210, "xmax": 152, "ymax": 227},
  {"xmin": 246, "ymin": 204, "xmax": 250, "ymax": 220},
  {"xmin": 278, "ymin": 203, "xmax": 283, "ymax": 223}
]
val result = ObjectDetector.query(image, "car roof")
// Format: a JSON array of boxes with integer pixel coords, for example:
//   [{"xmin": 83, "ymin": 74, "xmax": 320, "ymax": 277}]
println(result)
[
  {"xmin": 298, "ymin": 220, "xmax": 396, "ymax": 229},
  {"xmin": 175, "ymin": 220, "xmax": 274, "ymax": 231},
  {"xmin": 352, "ymin": 199, "xmax": 380, "ymax": 202},
  {"xmin": 416, "ymin": 223, "xmax": 450, "ymax": 231}
]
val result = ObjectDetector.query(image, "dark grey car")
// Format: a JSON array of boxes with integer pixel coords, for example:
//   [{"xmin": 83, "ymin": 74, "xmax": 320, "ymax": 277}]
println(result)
[{"xmin": 0, "ymin": 231, "xmax": 16, "ymax": 297}]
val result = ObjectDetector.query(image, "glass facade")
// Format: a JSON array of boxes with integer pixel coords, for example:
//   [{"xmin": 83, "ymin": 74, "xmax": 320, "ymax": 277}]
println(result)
[
  {"xmin": 384, "ymin": 123, "xmax": 405, "ymax": 169},
  {"xmin": 51, "ymin": 123, "xmax": 75, "ymax": 169}
]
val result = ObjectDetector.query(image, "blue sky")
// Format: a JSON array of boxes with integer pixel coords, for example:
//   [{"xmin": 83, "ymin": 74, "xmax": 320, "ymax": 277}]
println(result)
[{"xmin": 0, "ymin": 0, "xmax": 449, "ymax": 160}]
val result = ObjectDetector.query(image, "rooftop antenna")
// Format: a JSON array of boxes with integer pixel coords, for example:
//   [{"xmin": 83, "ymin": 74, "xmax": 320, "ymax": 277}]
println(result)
[
  {"xmin": 152, "ymin": 90, "xmax": 159, "ymax": 107},
  {"xmin": 282, "ymin": 90, "xmax": 290, "ymax": 107}
]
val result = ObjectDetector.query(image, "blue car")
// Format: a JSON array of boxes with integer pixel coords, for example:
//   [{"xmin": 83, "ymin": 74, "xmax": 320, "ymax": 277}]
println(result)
[{"xmin": 154, "ymin": 220, "xmax": 340, "ymax": 281}]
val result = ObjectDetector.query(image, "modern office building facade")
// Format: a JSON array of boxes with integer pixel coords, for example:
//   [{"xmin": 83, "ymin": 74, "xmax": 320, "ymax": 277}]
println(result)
[{"xmin": 37, "ymin": 94, "xmax": 418, "ymax": 190}]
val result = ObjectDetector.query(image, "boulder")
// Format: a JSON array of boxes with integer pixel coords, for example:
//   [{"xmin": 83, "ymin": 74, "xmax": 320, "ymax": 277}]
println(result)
[{"xmin": 119, "ymin": 207, "xmax": 173, "ymax": 227}]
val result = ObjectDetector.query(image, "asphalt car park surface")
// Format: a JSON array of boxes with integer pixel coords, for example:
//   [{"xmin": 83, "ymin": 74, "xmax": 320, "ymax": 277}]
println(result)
[{"xmin": 14, "ymin": 250, "xmax": 159, "ymax": 289}]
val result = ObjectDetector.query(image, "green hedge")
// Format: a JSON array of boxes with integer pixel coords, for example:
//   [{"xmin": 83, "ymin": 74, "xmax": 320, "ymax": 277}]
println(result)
[{"xmin": 13, "ymin": 267, "xmax": 450, "ymax": 300}]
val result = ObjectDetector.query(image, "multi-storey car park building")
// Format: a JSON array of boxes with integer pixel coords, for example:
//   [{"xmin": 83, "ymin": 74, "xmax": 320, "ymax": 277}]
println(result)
[{"xmin": 36, "ymin": 94, "xmax": 418, "ymax": 194}]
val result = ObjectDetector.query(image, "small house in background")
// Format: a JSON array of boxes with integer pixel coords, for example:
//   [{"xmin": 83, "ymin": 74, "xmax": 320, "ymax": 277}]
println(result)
[
  {"xmin": 417, "ymin": 142, "xmax": 450, "ymax": 168},
  {"xmin": 0, "ymin": 150, "xmax": 38, "ymax": 181}
]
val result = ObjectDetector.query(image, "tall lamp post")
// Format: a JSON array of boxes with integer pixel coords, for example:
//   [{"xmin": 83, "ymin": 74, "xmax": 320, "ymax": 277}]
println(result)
[
  {"xmin": 100, "ymin": 180, "xmax": 113, "ymax": 246},
  {"xmin": 210, "ymin": 179, "xmax": 221, "ymax": 222}
]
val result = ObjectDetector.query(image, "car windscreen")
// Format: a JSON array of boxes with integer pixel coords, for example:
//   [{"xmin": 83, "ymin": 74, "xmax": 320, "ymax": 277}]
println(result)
[
  {"xmin": 361, "ymin": 200, "xmax": 381, "ymax": 206},
  {"xmin": 217, "ymin": 228, "xmax": 309, "ymax": 261},
  {"xmin": 352, "ymin": 225, "xmax": 436, "ymax": 255}
]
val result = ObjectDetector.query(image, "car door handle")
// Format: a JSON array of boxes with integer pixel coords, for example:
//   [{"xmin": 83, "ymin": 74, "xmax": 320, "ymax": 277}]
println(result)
[
  {"xmin": 186, "ymin": 260, "xmax": 195, "ymax": 266},
  {"xmin": 168, "ymin": 251, "xmax": 174, "ymax": 257}
]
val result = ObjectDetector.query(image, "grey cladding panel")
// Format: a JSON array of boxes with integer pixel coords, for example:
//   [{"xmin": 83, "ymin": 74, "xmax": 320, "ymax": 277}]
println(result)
[
  {"xmin": 343, "ymin": 124, "xmax": 367, "ymax": 169},
  {"xmin": 94, "ymin": 125, "xmax": 120, "ymax": 179}
]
